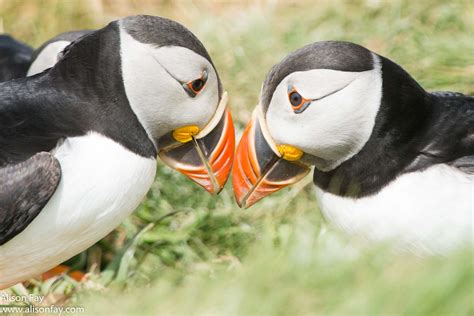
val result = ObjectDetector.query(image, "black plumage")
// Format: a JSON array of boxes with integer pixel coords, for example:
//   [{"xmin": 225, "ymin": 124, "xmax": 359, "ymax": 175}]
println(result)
[
  {"xmin": 258, "ymin": 41, "xmax": 473, "ymax": 198},
  {"xmin": 0, "ymin": 15, "xmax": 219, "ymax": 245},
  {"xmin": 0, "ymin": 30, "xmax": 91, "ymax": 82},
  {"xmin": 29, "ymin": 30, "xmax": 92, "ymax": 66},
  {"xmin": 121, "ymin": 15, "xmax": 223, "ymax": 99},
  {"xmin": 261, "ymin": 41, "xmax": 373, "ymax": 113},
  {"xmin": 0, "ymin": 21, "xmax": 155, "ymax": 243},
  {"xmin": 0, "ymin": 21, "xmax": 156, "ymax": 168},
  {"xmin": 312, "ymin": 56, "xmax": 474, "ymax": 197}
]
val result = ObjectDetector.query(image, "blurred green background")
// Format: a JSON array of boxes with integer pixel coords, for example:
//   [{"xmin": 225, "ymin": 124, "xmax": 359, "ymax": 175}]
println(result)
[{"xmin": 1, "ymin": 0, "xmax": 473, "ymax": 315}]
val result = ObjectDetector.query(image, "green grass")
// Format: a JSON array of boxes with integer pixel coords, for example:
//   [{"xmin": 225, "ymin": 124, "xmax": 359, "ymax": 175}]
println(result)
[{"xmin": 1, "ymin": 0, "xmax": 473, "ymax": 315}]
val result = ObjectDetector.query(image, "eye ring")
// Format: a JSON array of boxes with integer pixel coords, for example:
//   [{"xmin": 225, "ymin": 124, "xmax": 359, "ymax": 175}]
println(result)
[
  {"xmin": 288, "ymin": 88, "xmax": 311, "ymax": 113},
  {"xmin": 184, "ymin": 70, "xmax": 208, "ymax": 97},
  {"xmin": 189, "ymin": 78, "xmax": 204, "ymax": 92}
]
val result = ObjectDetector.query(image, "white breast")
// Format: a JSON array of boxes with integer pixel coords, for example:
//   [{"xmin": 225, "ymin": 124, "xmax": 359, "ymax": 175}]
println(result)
[
  {"xmin": 315, "ymin": 164, "xmax": 473, "ymax": 255},
  {"xmin": 0, "ymin": 132, "xmax": 156, "ymax": 288}
]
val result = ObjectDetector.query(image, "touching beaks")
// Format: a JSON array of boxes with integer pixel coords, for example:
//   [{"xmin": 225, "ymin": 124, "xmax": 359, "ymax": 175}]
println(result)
[
  {"xmin": 158, "ymin": 92, "xmax": 235, "ymax": 194},
  {"xmin": 232, "ymin": 109, "xmax": 310, "ymax": 208}
]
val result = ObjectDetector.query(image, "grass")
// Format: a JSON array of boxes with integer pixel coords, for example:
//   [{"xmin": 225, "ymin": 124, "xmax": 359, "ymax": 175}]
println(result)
[{"xmin": 1, "ymin": 0, "xmax": 473, "ymax": 315}]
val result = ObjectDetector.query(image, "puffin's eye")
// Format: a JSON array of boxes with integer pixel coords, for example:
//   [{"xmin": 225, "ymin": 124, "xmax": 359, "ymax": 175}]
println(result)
[
  {"xmin": 188, "ymin": 78, "xmax": 204, "ymax": 93},
  {"xmin": 289, "ymin": 91, "xmax": 303, "ymax": 107},
  {"xmin": 184, "ymin": 70, "xmax": 208, "ymax": 97},
  {"xmin": 288, "ymin": 88, "xmax": 310, "ymax": 113}
]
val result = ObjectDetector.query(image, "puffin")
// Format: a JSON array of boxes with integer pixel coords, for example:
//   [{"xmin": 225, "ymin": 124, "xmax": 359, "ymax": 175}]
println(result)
[
  {"xmin": 232, "ymin": 41, "xmax": 473, "ymax": 255},
  {"xmin": 0, "ymin": 35, "xmax": 33, "ymax": 81},
  {"xmin": 0, "ymin": 30, "xmax": 91, "ymax": 81},
  {"xmin": 0, "ymin": 15, "xmax": 235, "ymax": 288}
]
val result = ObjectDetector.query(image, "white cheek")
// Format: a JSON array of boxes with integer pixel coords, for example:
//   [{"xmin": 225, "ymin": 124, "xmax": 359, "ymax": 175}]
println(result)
[
  {"xmin": 27, "ymin": 40, "xmax": 70, "ymax": 76},
  {"xmin": 154, "ymin": 46, "xmax": 207, "ymax": 82},
  {"xmin": 151, "ymin": 46, "xmax": 219, "ymax": 134},
  {"xmin": 267, "ymin": 57, "xmax": 382, "ymax": 169},
  {"xmin": 119, "ymin": 29, "xmax": 218, "ymax": 142}
]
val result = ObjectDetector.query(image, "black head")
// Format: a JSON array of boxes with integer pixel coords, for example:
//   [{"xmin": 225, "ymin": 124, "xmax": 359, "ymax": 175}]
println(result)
[
  {"xmin": 121, "ymin": 15, "xmax": 222, "ymax": 98},
  {"xmin": 261, "ymin": 41, "xmax": 374, "ymax": 113}
]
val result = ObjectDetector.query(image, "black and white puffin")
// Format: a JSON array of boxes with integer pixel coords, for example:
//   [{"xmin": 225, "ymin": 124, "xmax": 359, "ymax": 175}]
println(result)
[
  {"xmin": 233, "ymin": 41, "xmax": 473, "ymax": 254},
  {"xmin": 0, "ymin": 35, "xmax": 33, "ymax": 81},
  {"xmin": 0, "ymin": 30, "xmax": 91, "ymax": 81},
  {"xmin": 0, "ymin": 15, "xmax": 235, "ymax": 288}
]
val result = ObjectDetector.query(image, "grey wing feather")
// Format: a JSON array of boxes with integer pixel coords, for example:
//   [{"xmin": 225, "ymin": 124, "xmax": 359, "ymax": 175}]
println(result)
[
  {"xmin": 449, "ymin": 156, "xmax": 474, "ymax": 175},
  {"xmin": 430, "ymin": 91, "xmax": 467, "ymax": 98},
  {"xmin": 0, "ymin": 152, "xmax": 61, "ymax": 245}
]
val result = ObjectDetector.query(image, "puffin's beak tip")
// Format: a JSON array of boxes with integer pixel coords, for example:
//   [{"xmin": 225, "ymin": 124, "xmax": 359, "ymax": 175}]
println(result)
[
  {"xmin": 234, "ymin": 196, "xmax": 244, "ymax": 208},
  {"xmin": 159, "ymin": 105, "xmax": 235, "ymax": 195},
  {"xmin": 231, "ymin": 111, "xmax": 310, "ymax": 207}
]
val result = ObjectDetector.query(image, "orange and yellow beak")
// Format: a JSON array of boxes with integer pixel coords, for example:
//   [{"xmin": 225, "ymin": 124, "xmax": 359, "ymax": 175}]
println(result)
[
  {"xmin": 158, "ymin": 93, "xmax": 235, "ymax": 194},
  {"xmin": 232, "ymin": 111, "xmax": 310, "ymax": 208}
]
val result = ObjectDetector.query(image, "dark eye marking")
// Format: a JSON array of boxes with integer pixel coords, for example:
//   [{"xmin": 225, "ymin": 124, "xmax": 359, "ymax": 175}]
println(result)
[
  {"xmin": 183, "ymin": 70, "xmax": 208, "ymax": 97},
  {"xmin": 287, "ymin": 82, "xmax": 352, "ymax": 114}
]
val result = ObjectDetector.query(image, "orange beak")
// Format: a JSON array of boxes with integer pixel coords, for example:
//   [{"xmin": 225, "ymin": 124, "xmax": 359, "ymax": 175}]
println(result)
[
  {"xmin": 232, "ymin": 113, "xmax": 310, "ymax": 208},
  {"xmin": 158, "ymin": 96, "xmax": 235, "ymax": 194}
]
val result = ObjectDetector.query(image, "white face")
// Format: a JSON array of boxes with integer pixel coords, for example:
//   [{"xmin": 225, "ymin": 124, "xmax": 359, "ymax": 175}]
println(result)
[
  {"xmin": 266, "ymin": 54, "xmax": 382, "ymax": 171},
  {"xmin": 119, "ymin": 27, "xmax": 220, "ymax": 146}
]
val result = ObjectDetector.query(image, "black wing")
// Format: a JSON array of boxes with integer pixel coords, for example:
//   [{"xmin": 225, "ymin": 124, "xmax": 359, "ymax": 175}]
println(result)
[
  {"xmin": 0, "ymin": 35, "xmax": 33, "ymax": 82},
  {"xmin": 430, "ymin": 91, "xmax": 467, "ymax": 98},
  {"xmin": 410, "ymin": 92, "xmax": 474, "ymax": 174},
  {"xmin": 0, "ymin": 152, "xmax": 61, "ymax": 245}
]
